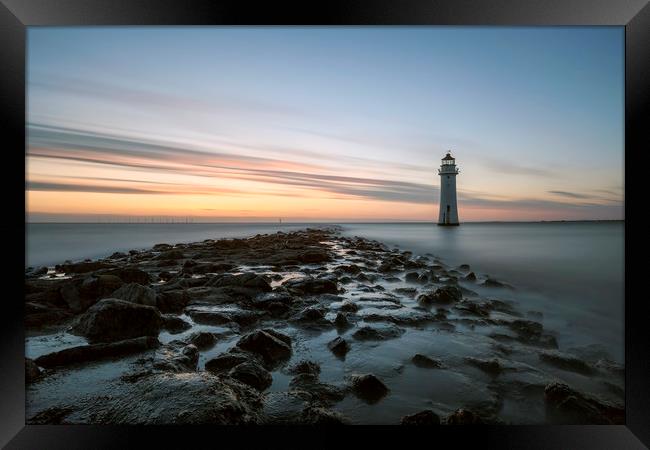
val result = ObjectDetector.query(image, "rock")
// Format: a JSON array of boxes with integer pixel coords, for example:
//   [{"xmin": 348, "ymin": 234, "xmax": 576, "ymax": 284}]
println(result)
[
  {"xmin": 544, "ymin": 382, "xmax": 624, "ymax": 424},
  {"xmin": 25, "ymin": 358, "xmax": 43, "ymax": 382},
  {"xmin": 458, "ymin": 264, "xmax": 470, "ymax": 272},
  {"xmin": 333, "ymin": 312, "xmax": 351, "ymax": 328},
  {"xmin": 109, "ymin": 252, "xmax": 127, "ymax": 259},
  {"xmin": 418, "ymin": 285, "xmax": 463, "ymax": 304},
  {"xmin": 539, "ymin": 351, "xmax": 595, "ymax": 375},
  {"xmin": 412, "ymin": 354, "xmax": 443, "ymax": 369},
  {"xmin": 228, "ymin": 361, "xmax": 273, "ymax": 391},
  {"xmin": 206, "ymin": 273, "xmax": 272, "ymax": 292},
  {"xmin": 25, "ymin": 302, "xmax": 73, "ymax": 328},
  {"xmin": 465, "ymin": 272, "xmax": 477, "ymax": 282},
  {"xmin": 288, "ymin": 360, "xmax": 321, "ymax": 376},
  {"xmin": 300, "ymin": 406, "xmax": 348, "ymax": 425},
  {"xmin": 153, "ymin": 243, "xmax": 172, "ymax": 251},
  {"xmin": 158, "ymin": 271, "xmax": 174, "ymax": 282},
  {"xmin": 339, "ymin": 301, "xmax": 358, "ymax": 312},
  {"xmin": 35, "ymin": 336, "xmax": 160, "ymax": 368},
  {"xmin": 161, "ymin": 314, "xmax": 192, "ymax": 334},
  {"xmin": 445, "ymin": 409, "xmax": 484, "ymax": 425},
  {"xmin": 55, "ymin": 261, "xmax": 115, "ymax": 274},
  {"xmin": 290, "ymin": 306, "xmax": 327, "ymax": 323},
  {"xmin": 205, "ymin": 352, "xmax": 254, "ymax": 374},
  {"xmin": 327, "ymin": 337, "xmax": 350, "ymax": 357},
  {"xmin": 111, "ymin": 283, "xmax": 156, "ymax": 307},
  {"xmin": 153, "ymin": 342, "xmax": 199, "ymax": 372},
  {"xmin": 236, "ymin": 329, "xmax": 292, "ymax": 368},
  {"xmin": 81, "ymin": 371, "xmax": 263, "ymax": 424},
  {"xmin": 155, "ymin": 290, "xmax": 189, "ymax": 313},
  {"xmin": 483, "ymin": 278, "xmax": 512, "ymax": 289},
  {"xmin": 156, "ymin": 249, "xmax": 185, "ymax": 260},
  {"xmin": 465, "ymin": 357, "xmax": 502, "ymax": 375},
  {"xmin": 405, "ymin": 272, "xmax": 421, "ymax": 282},
  {"xmin": 188, "ymin": 331, "xmax": 217, "ymax": 350},
  {"xmin": 28, "ymin": 407, "xmax": 75, "ymax": 424},
  {"xmin": 298, "ymin": 249, "xmax": 331, "ymax": 264},
  {"xmin": 60, "ymin": 275, "xmax": 124, "ymax": 313},
  {"xmin": 289, "ymin": 373, "xmax": 346, "ymax": 405},
  {"xmin": 338, "ymin": 264, "xmax": 361, "ymax": 274},
  {"xmin": 350, "ymin": 374, "xmax": 389, "ymax": 404},
  {"xmin": 104, "ymin": 267, "xmax": 151, "ymax": 285},
  {"xmin": 352, "ymin": 325, "xmax": 404, "ymax": 341},
  {"xmin": 188, "ymin": 309, "xmax": 261, "ymax": 327},
  {"xmin": 401, "ymin": 410, "xmax": 441, "ymax": 425},
  {"xmin": 283, "ymin": 276, "xmax": 338, "ymax": 295},
  {"xmin": 71, "ymin": 299, "xmax": 162, "ymax": 343}
]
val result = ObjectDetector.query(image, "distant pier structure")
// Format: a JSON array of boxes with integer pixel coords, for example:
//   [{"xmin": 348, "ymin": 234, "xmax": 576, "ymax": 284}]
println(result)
[{"xmin": 437, "ymin": 151, "xmax": 460, "ymax": 226}]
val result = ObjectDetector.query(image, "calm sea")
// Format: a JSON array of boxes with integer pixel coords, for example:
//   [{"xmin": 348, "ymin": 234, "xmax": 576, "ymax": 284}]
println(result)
[{"xmin": 26, "ymin": 221, "xmax": 624, "ymax": 362}]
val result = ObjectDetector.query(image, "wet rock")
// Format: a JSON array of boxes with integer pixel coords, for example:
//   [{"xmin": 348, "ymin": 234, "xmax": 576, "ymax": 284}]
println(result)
[
  {"xmin": 544, "ymin": 382, "xmax": 624, "ymax": 424},
  {"xmin": 35, "ymin": 336, "xmax": 160, "ymax": 368},
  {"xmin": 401, "ymin": 410, "xmax": 441, "ymax": 425},
  {"xmin": 161, "ymin": 314, "xmax": 192, "ymax": 334},
  {"xmin": 71, "ymin": 299, "xmax": 162, "ymax": 343},
  {"xmin": 445, "ymin": 409, "xmax": 484, "ymax": 425},
  {"xmin": 339, "ymin": 301, "xmax": 359, "ymax": 312},
  {"xmin": 153, "ymin": 342, "xmax": 199, "ymax": 372},
  {"xmin": 418, "ymin": 285, "xmax": 463, "ymax": 304},
  {"xmin": 361, "ymin": 309, "xmax": 435, "ymax": 326},
  {"xmin": 483, "ymin": 278, "xmax": 513, "ymax": 289},
  {"xmin": 298, "ymin": 249, "xmax": 331, "ymax": 264},
  {"xmin": 594, "ymin": 359, "xmax": 624, "ymax": 377},
  {"xmin": 60, "ymin": 275, "xmax": 124, "ymax": 313},
  {"xmin": 205, "ymin": 352, "xmax": 254, "ymax": 374},
  {"xmin": 458, "ymin": 264, "xmax": 470, "ymax": 272},
  {"xmin": 155, "ymin": 249, "xmax": 185, "ymax": 260},
  {"xmin": 539, "ymin": 351, "xmax": 595, "ymax": 375},
  {"xmin": 288, "ymin": 360, "xmax": 321, "ymax": 376},
  {"xmin": 333, "ymin": 312, "xmax": 351, "ymax": 328},
  {"xmin": 111, "ymin": 283, "xmax": 156, "ymax": 307},
  {"xmin": 252, "ymin": 291, "xmax": 294, "ymax": 309},
  {"xmin": 327, "ymin": 336, "xmax": 350, "ymax": 357},
  {"xmin": 236, "ymin": 329, "xmax": 292, "ymax": 368},
  {"xmin": 393, "ymin": 287, "xmax": 418, "ymax": 297},
  {"xmin": 283, "ymin": 276, "xmax": 338, "ymax": 295},
  {"xmin": 412, "ymin": 354, "xmax": 443, "ymax": 369},
  {"xmin": 352, "ymin": 325, "xmax": 404, "ymax": 341},
  {"xmin": 464, "ymin": 272, "xmax": 477, "ymax": 282},
  {"xmin": 206, "ymin": 273, "xmax": 272, "ymax": 292},
  {"xmin": 25, "ymin": 358, "xmax": 43, "ymax": 382},
  {"xmin": 405, "ymin": 272, "xmax": 421, "ymax": 282},
  {"xmin": 158, "ymin": 271, "xmax": 174, "ymax": 282},
  {"xmin": 229, "ymin": 360, "xmax": 273, "ymax": 391},
  {"xmin": 188, "ymin": 331, "xmax": 217, "ymax": 350},
  {"xmin": 338, "ymin": 264, "xmax": 362, "ymax": 274},
  {"xmin": 350, "ymin": 374, "xmax": 389, "ymax": 404},
  {"xmin": 155, "ymin": 290, "xmax": 189, "ymax": 314},
  {"xmin": 86, "ymin": 371, "xmax": 264, "ymax": 424},
  {"xmin": 25, "ymin": 302, "xmax": 73, "ymax": 328},
  {"xmin": 55, "ymin": 261, "xmax": 115, "ymax": 274},
  {"xmin": 465, "ymin": 357, "xmax": 503, "ymax": 375},
  {"xmin": 300, "ymin": 406, "xmax": 348, "ymax": 425},
  {"xmin": 290, "ymin": 306, "xmax": 327, "ymax": 324},
  {"xmin": 289, "ymin": 373, "xmax": 346, "ymax": 405},
  {"xmin": 109, "ymin": 252, "xmax": 127, "ymax": 260},
  {"xmin": 455, "ymin": 301, "xmax": 491, "ymax": 318},
  {"xmin": 153, "ymin": 243, "xmax": 172, "ymax": 251},
  {"xmin": 104, "ymin": 267, "xmax": 151, "ymax": 285}
]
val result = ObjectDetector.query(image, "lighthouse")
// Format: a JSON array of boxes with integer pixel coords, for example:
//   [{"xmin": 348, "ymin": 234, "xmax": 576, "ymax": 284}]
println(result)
[{"xmin": 438, "ymin": 151, "xmax": 460, "ymax": 226}]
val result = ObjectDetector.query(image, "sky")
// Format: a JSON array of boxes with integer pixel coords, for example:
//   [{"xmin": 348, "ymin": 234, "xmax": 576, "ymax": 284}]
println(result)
[{"xmin": 26, "ymin": 27, "xmax": 624, "ymax": 222}]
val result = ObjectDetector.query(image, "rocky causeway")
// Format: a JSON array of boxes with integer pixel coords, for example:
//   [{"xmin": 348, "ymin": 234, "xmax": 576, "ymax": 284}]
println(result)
[{"xmin": 24, "ymin": 226, "xmax": 624, "ymax": 425}]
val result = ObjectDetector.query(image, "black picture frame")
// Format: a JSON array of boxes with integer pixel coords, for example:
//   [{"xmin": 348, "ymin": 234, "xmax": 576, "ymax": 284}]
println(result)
[{"xmin": 1, "ymin": 0, "xmax": 647, "ymax": 447}]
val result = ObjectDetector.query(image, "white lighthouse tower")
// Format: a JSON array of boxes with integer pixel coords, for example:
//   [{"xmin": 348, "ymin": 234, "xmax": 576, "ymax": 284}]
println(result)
[{"xmin": 437, "ymin": 151, "xmax": 460, "ymax": 226}]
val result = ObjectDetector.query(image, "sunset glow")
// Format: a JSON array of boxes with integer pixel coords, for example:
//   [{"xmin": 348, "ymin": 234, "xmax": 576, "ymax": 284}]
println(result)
[{"xmin": 27, "ymin": 27, "xmax": 624, "ymax": 222}]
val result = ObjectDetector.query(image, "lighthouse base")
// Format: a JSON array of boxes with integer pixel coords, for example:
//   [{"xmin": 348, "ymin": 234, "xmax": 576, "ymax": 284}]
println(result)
[{"xmin": 437, "ymin": 223, "xmax": 460, "ymax": 226}]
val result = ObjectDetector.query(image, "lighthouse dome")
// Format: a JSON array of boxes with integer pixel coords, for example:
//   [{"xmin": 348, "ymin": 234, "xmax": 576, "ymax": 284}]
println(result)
[{"xmin": 442, "ymin": 152, "xmax": 455, "ymax": 161}]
